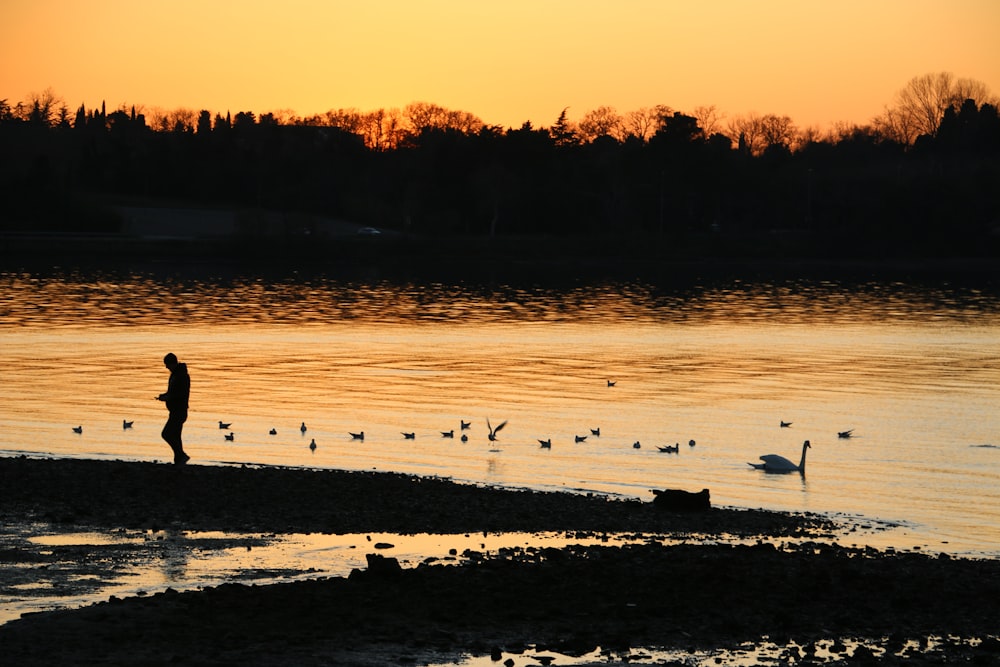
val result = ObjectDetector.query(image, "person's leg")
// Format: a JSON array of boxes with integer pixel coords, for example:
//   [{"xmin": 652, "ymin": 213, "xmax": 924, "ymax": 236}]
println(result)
[{"xmin": 161, "ymin": 413, "xmax": 189, "ymax": 464}]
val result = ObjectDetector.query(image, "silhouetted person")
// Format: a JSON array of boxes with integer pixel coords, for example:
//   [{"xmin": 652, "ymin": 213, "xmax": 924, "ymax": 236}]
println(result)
[{"xmin": 157, "ymin": 353, "xmax": 190, "ymax": 465}]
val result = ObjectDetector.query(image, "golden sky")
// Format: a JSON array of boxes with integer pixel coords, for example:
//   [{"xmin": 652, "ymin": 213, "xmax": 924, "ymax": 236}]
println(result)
[{"xmin": 2, "ymin": 0, "xmax": 998, "ymax": 130}]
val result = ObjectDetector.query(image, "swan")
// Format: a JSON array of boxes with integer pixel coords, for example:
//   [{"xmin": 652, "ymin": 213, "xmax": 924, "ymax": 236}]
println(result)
[{"xmin": 750, "ymin": 440, "xmax": 810, "ymax": 473}]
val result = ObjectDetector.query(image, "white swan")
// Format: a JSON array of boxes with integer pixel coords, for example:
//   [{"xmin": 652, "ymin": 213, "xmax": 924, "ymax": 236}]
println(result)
[{"xmin": 750, "ymin": 440, "xmax": 810, "ymax": 473}]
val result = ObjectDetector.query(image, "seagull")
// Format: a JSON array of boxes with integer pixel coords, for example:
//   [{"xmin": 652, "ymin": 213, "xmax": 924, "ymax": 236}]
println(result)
[
  {"xmin": 538, "ymin": 438, "xmax": 552, "ymax": 448},
  {"xmin": 657, "ymin": 443, "xmax": 679, "ymax": 453},
  {"xmin": 122, "ymin": 420, "xmax": 134, "ymax": 430},
  {"xmin": 269, "ymin": 428, "xmax": 277, "ymax": 435},
  {"xmin": 72, "ymin": 425, "xmax": 83, "ymax": 434},
  {"xmin": 224, "ymin": 432, "xmax": 235, "ymax": 441},
  {"xmin": 460, "ymin": 420, "xmax": 471, "ymax": 430},
  {"xmin": 441, "ymin": 430, "xmax": 454, "ymax": 438},
  {"xmin": 607, "ymin": 380, "xmax": 616, "ymax": 387},
  {"xmin": 350, "ymin": 431, "xmax": 365, "ymax": 441},
  {"xmin": 590, "ymin": 427, "xmax": 601, "ymax": 436},
  {"xmin": 838, "ymin": 429, "xmax": 854, "ymax": 439},
  {"xmin": 780, "ymin": 421, "xmax": 792, "ymax": 428},
  {"xmin": 219, "ymin": 421, "xmax": 231, "ymax": 429},
  {"xmin": 750, "ymin": 440, "xmax": 811, "ymax": 474},
  {"xmin": 575, "ymin": 435, "xmax": 587, "ymax": 443},
  {"xmin": 487, "ymin": 418, "xmax": 507, "ymax": 442},
  {"xmin": 402, "ymin": 432, "xmax": 415, "ymax": 439},
  {"xmin": 309, "ymin": 438, "xmax": 317, "ymax": 451},
  {"xmin": 300, "ymin": 422, "xmax": 308, "ymax": 434}
]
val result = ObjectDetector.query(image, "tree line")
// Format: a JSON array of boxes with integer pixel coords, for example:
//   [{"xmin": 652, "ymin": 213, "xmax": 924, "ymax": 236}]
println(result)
[{"xmin": 2, "ymin": 72, "xmax": 998, "ymax": 257}]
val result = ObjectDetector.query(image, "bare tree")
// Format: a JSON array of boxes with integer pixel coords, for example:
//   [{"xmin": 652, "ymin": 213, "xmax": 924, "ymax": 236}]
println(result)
[
  {"xmin": 619, "ymin": 106, "xmax": 664, "ymax": 142},
  {"xmin": 25, "ymin": 87, "xmax": 63, "ymax": 126},
  {"xmin": 691, "ymin": 105, "xmax": 724, "ymax": 136},
  {"xmin": 873, "ymin": 72, "xmax": 998, "ymax": 143},
  {"xmin": 577, "ymin": 106, "xmax": 622, "ymax": 143}
]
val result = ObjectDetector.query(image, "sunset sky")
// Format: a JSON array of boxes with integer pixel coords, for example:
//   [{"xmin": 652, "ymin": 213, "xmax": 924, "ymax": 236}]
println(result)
[{"xmin": 3, "ymin": 0, "xmax": 998, "ymax": 131}]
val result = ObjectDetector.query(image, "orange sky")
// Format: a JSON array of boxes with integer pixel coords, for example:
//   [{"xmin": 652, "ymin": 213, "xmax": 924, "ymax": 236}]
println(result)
[{"xmin": 2, "ymin": 0, "xmax": 998, "ymax": 131}]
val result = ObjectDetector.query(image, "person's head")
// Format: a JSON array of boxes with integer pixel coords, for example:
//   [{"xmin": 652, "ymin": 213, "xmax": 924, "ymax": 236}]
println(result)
[{"xmin": 163, "ymin": 353, "xmax": 178, "ymax": 370}]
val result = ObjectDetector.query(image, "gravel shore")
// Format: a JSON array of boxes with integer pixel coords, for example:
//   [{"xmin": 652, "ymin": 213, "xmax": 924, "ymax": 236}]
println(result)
[{"xmin": 1, "ymin": 456, "xmax": 998, "ymax": 666}]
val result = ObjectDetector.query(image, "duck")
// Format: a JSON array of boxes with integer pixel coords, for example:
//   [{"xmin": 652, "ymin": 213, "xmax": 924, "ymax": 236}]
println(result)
[
  {"xmin": 350, "ymin": 431, "xmax": 365, "ymax": 441},
  {"xmin": 309, "ymin": 438, "xmax": 317, "ymax": 451},
  {"xmin": 607, "ymin": 380, "xmax": 616, "ymax": 387},
  {"xmin": 269, "ymin": 428, "xmax": 277, "ymax": 435},
  {"xmin": 219, "ymin": 421, "xmax": 231, "ymax": 429},
  {"xmin": 122, "ymin": 420, "xmax": 134, "ymax": 430},
  {"xmin": 538, "ymin": 438, "xmax": 552, "ymax": 449},
  {"xmin": 590, "ymin": 427, "xmax": 601, "ymax": 436},
  {"xmin": 688, "ymin": 439, "xmax": 696, "ymax": 447},
  {"xmin": 441, "ymin": 430, "xmax": 454, "ymax": 438},
  {"xmin": 749, "ymin": 440, "xmax": 811, "ymax": 474},
  {"xmin": 460, "ymin": 420, "xmax": 471, "ymax": 430},
  {"xmin": 224, "ymin": 432, "xmax": 235, "ymax": 441},
  {"xmin": 633, "ymin": 441, "xmax": 641, "ymax": 449},
  {"xmin": 838, "ymin": 429, "xmax": 854, "ymax": 439},
  {"xmin": 460, "ymin": 433, "xmax": 468, "ymax": 442},
  {"xmin": 402, "ymin": 432, "xmax": 415, "ymax": 439},
  {"xmin": 487, "ymin": 418, "xmax": 507, "ymax": 442},
  {"xmin": 72, "ymin": 425, "xmax": 83, "ymax": 434},
  {"xmin": 780, "ymin": 421, "xmax": 792, "ymax": 428},
  {"xmin": 657, "ymin": 443, "xmax": 679, "ymax": 453},
  {"xmin": 300, "ymin": 422, "xmax": 307, "ymax": 434},
  {"xmin": 575, "ymin": 435, "xmax": 588, "ymax": 443}
]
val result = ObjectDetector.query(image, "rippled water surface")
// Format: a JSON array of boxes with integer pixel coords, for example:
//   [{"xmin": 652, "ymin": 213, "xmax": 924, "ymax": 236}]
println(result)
[{"xmin": 2, "ymin": 266, "xmax": 999, "ymax": 558}]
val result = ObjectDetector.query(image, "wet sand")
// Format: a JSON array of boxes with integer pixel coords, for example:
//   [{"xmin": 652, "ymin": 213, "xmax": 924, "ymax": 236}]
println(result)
[{"xmin": 1, "ymin": 456, "xmax": 999, "ymax": 666}]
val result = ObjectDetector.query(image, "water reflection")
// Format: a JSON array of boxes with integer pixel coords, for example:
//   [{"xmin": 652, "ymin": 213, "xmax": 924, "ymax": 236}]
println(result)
[{"xmin": 3, "ymin": 270, "xmax": 998, "ymax": 328}]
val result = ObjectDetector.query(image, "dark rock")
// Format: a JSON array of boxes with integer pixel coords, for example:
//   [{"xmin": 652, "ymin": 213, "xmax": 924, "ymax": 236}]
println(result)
[{"xmin": 651, "ymin": 488, "xmax": 711, "ymax": 511}]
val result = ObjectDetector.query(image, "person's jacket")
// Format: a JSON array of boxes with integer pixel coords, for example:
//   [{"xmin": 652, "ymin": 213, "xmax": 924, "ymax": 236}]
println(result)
[{"xmin": 164, "ymin": 363, "xmax": 190, "ymax": 413}]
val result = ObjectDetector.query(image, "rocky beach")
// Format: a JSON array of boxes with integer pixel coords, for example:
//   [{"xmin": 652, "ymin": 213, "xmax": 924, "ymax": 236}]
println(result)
[{"xmin": 1, "ymin": 456, "xmax": 999, "ymax": 666}]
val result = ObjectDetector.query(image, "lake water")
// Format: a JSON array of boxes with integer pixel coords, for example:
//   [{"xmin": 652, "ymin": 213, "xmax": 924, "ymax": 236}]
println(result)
[{"xmin": 2, "ymin": 263, "xmax": 999, "ymax": 560}]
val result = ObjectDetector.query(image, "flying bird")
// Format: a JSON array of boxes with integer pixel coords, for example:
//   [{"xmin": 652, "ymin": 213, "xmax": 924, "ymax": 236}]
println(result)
[
  {"xmin": 487, "ymin": 418, "xmax": 507, "ymax": 442},
  {"xmin": 749, "ymin": 440, "xmax": 811, "ymax": 474}
]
